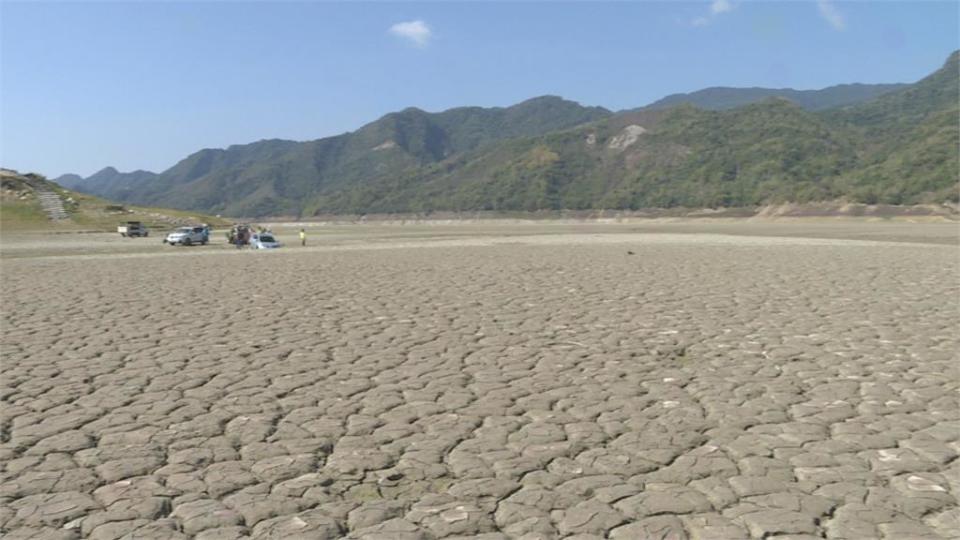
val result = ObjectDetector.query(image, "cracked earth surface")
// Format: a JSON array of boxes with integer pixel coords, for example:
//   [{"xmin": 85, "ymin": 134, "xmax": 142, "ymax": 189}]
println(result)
[{"xmin": 1, "ymin": 228, "xmax": 958, "ymax": 539}]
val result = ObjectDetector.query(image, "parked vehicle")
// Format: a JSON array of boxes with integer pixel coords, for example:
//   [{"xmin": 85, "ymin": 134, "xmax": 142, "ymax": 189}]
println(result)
[
  {"xmin": 164, "ymin": 225, "xmax": 209, "ymax": 246},
  {"xmin": 118, "ymin": 221, "xmax": 148, "ymax": 237},
  {"xmin": 250, "ymin": 232, "xmax": 281, "ymax": 249},
  {"xmin": 227, "ymin": 224, "xmax": 256, "ymax": 246}
]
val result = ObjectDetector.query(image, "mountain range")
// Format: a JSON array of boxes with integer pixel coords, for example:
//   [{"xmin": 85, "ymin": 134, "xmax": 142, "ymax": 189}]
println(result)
[
  {"xmin": 644, "ymin": 83, "xmax": 907, "ymax": 112},
  {"xmin": 57, "ymin": 51, "xmax": 958, "ymax": 217}
]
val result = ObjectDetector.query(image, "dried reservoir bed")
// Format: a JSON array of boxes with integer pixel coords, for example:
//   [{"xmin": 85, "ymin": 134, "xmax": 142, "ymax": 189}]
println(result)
[{"xmin": 1, "ymin": 222, "xmax": 958, "ymax": 539}]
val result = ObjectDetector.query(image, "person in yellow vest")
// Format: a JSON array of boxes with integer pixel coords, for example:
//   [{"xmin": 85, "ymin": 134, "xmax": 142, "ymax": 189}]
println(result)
[{"xmin": 299, "ymin": 228, "xmax": 306, "ymax": 247}]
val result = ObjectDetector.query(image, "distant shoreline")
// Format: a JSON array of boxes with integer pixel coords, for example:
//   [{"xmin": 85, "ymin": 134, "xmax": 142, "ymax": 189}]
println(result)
[{"xmin": 251, "ymin": 202, "xmax": 959, "ymax": 225}]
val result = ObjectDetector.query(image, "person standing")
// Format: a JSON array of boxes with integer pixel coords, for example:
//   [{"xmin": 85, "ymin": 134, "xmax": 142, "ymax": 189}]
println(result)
[{"xmin": 300, "ymin": 228, "xmax": 307, "ymax": 247}]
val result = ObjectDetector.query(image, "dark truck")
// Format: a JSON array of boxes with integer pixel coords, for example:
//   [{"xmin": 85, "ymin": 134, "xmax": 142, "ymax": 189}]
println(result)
[{"xmin": 118, "ymin": 221, "xmax": 149, "ymax": 237}]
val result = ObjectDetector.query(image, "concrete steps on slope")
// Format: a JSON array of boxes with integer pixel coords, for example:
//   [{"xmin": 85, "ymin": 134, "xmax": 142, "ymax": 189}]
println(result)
[{"xmin": 36, "ymin": 191, "xmax": 69, "ymax": 220}]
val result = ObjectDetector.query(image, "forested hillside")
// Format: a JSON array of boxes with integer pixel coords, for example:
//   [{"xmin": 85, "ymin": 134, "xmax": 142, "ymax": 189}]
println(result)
[
  {"xmin": 307, "ymin": 52, "xmax": 958, "ymax": 214},
  {"xmin": 61, "ymin": 52, "xmax": 958, "ymax": 216}
]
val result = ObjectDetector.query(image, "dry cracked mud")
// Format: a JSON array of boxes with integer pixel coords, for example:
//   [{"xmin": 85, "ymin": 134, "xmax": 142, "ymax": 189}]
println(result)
[{"xmin": 1, "ymin": 225, "xmax": 958, "ymax": 539}]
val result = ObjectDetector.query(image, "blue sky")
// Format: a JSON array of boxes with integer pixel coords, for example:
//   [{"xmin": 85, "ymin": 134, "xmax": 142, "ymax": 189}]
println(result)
[{"xmin": 2, "ymin": 1, "xmax": 957, "ymax": 178}]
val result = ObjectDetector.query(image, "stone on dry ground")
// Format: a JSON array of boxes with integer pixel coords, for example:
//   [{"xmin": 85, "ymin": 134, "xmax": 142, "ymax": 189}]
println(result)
[{"xmin": 1, "ymin": 229, "xmax": 958, "ymax": 538}]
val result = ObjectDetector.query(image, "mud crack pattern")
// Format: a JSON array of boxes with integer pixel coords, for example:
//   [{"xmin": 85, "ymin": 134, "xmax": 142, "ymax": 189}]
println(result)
[{"xmin": 2, "ymin": 237, "xmax": 958, "ymax": 539}]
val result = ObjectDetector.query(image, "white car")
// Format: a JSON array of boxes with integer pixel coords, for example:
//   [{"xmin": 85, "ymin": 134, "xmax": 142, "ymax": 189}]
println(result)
[
  {"xmin": 164, "ymin": 226, "xmax": 209, "ymax": 246},
  {"xmin": 250, "ymin": 232, "xmax": 281, "ymax": 249}
]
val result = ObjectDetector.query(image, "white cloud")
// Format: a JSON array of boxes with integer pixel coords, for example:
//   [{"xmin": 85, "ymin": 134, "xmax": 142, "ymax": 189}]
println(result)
[
  {"xmin": 817, "ymin": 0, "xmax": 845, "ymax": 31},
  {"xmin": 711, "ymin": 0, "xmax": 732, "ymax": 15},
  {"xmin": 692, "ymin": 0, "xmax": 735, "ymax": 27},
  {"xmin": 389, "ymin": 20, "xmax": 432, "ymax": 47}
]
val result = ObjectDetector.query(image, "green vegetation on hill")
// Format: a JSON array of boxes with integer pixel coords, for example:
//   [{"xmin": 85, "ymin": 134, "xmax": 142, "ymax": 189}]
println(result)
[
  {"xmin": 65, "ymin": 96, "xmax": 611, "ymax": 217},
  {"xmin": 306, "ymin": 100, "xmax": 855, "ymax": 213},
  {"xmin": 829, "ymin": 51, "xmax": 960, "ymax": 205},
  {"xmin": 831, "ymin": 51, "xmax": 959, "ymax": 131},
  {"xmin": 645, "ymin": 83, "xmax": 908, "ymax": 112},
  {"xmin": 305, "ymin": 50, "xmax": 957, "ymax": 214},
  {"xmin": 307, "ymin": 52, "xmax": 957, "ymax": 213},
  {"xmin": 62, "ymin": 52, "xmax": 958, "ymax": 216}
]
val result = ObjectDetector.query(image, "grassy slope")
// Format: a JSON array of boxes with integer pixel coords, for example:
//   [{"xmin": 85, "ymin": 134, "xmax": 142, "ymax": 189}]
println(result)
[
  {"xmin": 1, "ymin": 174, "xmax": 230, "ymax": 232},
  {"xmin": 62, "ymin": 189, "xmax": 232, "ymax": 231},
  {"xmin": 0, "ymin": 200, "xmax": 50, "ymax": 230}
]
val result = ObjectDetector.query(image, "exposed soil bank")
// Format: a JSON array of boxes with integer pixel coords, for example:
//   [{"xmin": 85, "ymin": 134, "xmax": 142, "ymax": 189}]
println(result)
[{"xmin": 276, "ymin": 202, "xmax": 959, "ymax": 224}]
